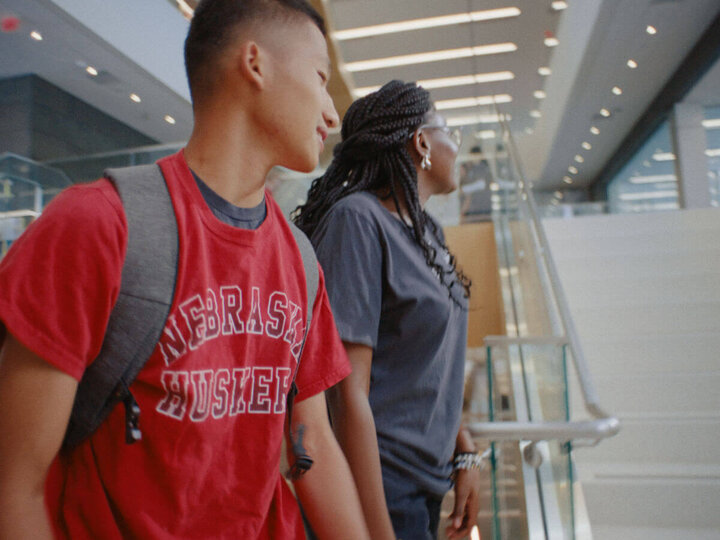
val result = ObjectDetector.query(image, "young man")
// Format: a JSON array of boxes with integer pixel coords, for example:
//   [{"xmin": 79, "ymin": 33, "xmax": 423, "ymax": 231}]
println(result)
[{"xmin": 0, "ymin": 1, "xmax": 369, "ymax": 538}]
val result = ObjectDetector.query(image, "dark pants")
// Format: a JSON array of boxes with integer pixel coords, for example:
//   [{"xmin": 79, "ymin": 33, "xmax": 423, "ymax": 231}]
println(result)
[{"xmin": 382, "ymin": 465, "xmax": 443, "ymax": 540}]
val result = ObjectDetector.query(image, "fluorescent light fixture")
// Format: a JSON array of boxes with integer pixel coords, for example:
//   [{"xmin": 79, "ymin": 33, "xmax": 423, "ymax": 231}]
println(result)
[
  {"xmin": 563, "ymin": 176, "xmax": 573, "ymax": 184},
  {"xmin": 653, "ymin": 152, "xmax": 676, "ymax": 161},
  {"xmin": 702, "ymin": 118, "xmax": 720, "ymax": 129},
  {"xmin": 446, "ymin": 113, "xmax": 504, "ymax": 126},
  {"xmin": 552, "ymin": 1, "xmax": 568, "ymax": 10},
  {"xmin": 353, "ymin": 70, "xmax": 516, "ymax": 97},
  {"xmin": 344, "ymin": 42, "xmax": 517, "ymax": 72},
  {"xmin": 538, "ymin": 67, "xmax": 551, "ymax": 76},
  {"xmin": 435, "ymin": 94, "xmax": 513, "ymax": 110},
  {"xmin": 533, "ymin": 90, "xmax": 546, "ymax": 99},
  {"xmin": 333, "ymin": 7, "xmax": 522, "ymax": 40},
  {"xmin": 176, "ymin": 0, "xmax": 194, "ymax": 18},
  {"xmin": 164, "ymin": 115, "xmax": 176, "ymax": 125},
  {"xmin": 646, "ymin": 25, "xmax": 657, "ymax": 35},
  {"xmin": 530, "ymin": 110, "xmax": 541, "ymax": 118},
  {"xmin": 600, "ymin": 108, "xmax": 610, "ymax": 117},
  {"xmin": 612, "ymin": 86, "xmax": 623, "ymax": 95},
  {"xmin": 574, "ymin": 154, "xmax": 584, "ymax": 163},
  {"xmin": 568, "ymin": 166, "xmax": 578, "ymax": 174},
  {"xmin": 619, "ymin": 190, "xmax": 677, "ymax": 201},
  {"xmin": 582, "ymin": 142, "xmax": 592, "ymax": 150},
  {"xmin": 130, "ymin": 93, "xmax": 141, "ymax": 103},
  {"xmin": 544, "ymin": 37, "xmax": 559, "ymax": 47},
  {"xmin": 590, "ymin": 126, "xmax": 600, "ymax": 135},
  {"xmin": 706, "ymin": 148, "xmax": 720, "ymax": 157},
  {"xmin": 30, "ymin": 31, "xmax": 43, "ymax": 41},
  {"xmin": 86, "ymin": 66, "xmax": 98, "ymax": 76},
  {"xmin": 475, "ymin": 130, "xmax": 496, "ymax": 139},
  {"xmin": 628, "ymin": 174, "xmax": 676, "ymax": 184},
  {"xmin": 627, "ymin": 59, "xmax": 638, "ymax": 69}
]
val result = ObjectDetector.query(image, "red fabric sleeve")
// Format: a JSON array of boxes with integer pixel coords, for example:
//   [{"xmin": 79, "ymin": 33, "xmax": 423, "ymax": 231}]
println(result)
[
  {"xmin": 293, "ymin": 265, "xmax": 351, "ymax": 402},
  {"xmin": 0, "ymin": 180, "xmax": 126, "ymax": 380}
]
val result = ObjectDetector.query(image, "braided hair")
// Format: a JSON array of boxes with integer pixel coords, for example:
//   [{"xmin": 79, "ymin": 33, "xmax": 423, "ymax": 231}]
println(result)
[{"xmin": 293, "ymin": 80, "xmax": 471, "ymax": 302}]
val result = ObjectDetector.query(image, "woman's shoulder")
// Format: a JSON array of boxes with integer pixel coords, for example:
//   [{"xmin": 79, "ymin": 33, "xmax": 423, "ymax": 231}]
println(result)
[{"xmin": 325, "ymin": 191, "xmax": 385, "ymax": 222}]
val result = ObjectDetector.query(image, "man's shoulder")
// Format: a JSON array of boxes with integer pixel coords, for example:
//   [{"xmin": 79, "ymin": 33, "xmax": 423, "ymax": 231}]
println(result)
[{"xmin": 44, "ymin": 179, "xmax": 124, "ymax": 228}]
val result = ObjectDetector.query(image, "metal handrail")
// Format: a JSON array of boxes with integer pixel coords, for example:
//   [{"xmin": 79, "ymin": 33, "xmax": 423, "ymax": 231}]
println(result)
[
  {"xmin": 467, "ymin": 417, "xmax": 620, "ymax": 445},
  {"xmin": 475, "ymin": 107, "xmax": 619, "ymax": 446}
]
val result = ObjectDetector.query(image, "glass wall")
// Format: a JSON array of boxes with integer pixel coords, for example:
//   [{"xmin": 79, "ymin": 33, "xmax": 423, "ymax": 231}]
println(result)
[
  {"xmin": 606, "ymin": 120, "xmax": 679, "ymax": 213},
  {"xmin": 705, "ymin": 105, "xmax": 720, "ymax": 207}
]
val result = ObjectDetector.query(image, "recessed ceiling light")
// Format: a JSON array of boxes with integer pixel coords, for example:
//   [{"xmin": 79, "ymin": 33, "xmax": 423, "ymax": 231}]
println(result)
[
  {"xmin": 130, "ymin": 93, "xmax": 141, "ymax": 103},
  {"xmin": 653, "ymin": 152, "xmax": 676, "ymax": 161},
  {"xmin": 164, "ymin": 115, "xmax": 176, "ymax": 125},
  {"xmin": 333, "ymin": 7, "xmax": 522, "ymax": 40},
  {"xmin": 525, "ymin": 127, "xmax": 534, "ymax": 135},
  {"xmin": 563, "ymin": 176, "xmax": 573, "ymax": 184},
  {"xmin": 544, "ymin": 37, "xmax": 559, "ymax": 47},
  {"xmin": 530, "ymin": 110, "xmax": 542, "ymax": 118},
  {"xmin": 86, "ymin": 66, "xmax": 98, "ymax": 76},
  {"xmin": 612, "ymin": 86, "xmax": 623, "ymax": 95},
  {"xmin": 554, "ymin": 191, "xmax": 563, "ymax": 198},
  {"xmin": 551, "ymin": 1, "xmax": 568, "ymax": 10},
  {"xmin": 30, "ymin": 31, "xmax": 43, "ymax": 41},
  {"xmin": 646, "ymin": 25, "xmax": 657, "ymax": 35},
  {"xmin": 568, "ymin": 166, "xmax": 578, "ymax": 174},
  {"xmin": 434, "ymin": 94, "xmax": 513, "ymax": 110},
  {"xmin": 627, "ymin": 59, "xmax": 638, "ymax": 69},
  {"xmin": 475, "ymin": 130, "xmax": 496, "ymax": 139},
  {"xmin": 590, "ymin": 126, "xmax": 600, "ymax": 135},
  {"xmin": 582, "ymin": 142, "xmax": 592, "ymax": 150},
  {"xmin": 574, "ymin": 154, "xmax": 584, "ymax": 163},
  {"xmin": 344, "ymin": 42, "xmax": 517, "ymax": 72},
  {"xmin": 538, "ymin": 67, "xmax": 551, "ymax": 76},
  {"xmin": 600, "ymin": 108, "xmax": 611, "ymax": 117},
  {"xmin": 446, "ymin": 114, "xmax": 505, "ymax": 127},
  {"xmin": 533, "ymin": 90, "xmax": 546, "ymax": 99},
  {"xmin": 354, "ymin": 71, "xmax": 516, "ymax": 97}
]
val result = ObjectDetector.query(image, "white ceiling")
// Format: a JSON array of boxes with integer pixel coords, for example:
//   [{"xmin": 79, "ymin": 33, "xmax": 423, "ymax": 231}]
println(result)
[
  {"xmin": 327, "ymin": 0, "xmax": 720, "ymax": 190},
  {"xmin": 1, "ymin": 0, "xmax": 718, "ymax": 192}
]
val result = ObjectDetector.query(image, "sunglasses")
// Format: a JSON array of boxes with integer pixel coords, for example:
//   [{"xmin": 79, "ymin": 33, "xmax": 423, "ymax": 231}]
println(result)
[{"xmin": 414, "ymin": 124, "xmax": 463, "ymax": 147}]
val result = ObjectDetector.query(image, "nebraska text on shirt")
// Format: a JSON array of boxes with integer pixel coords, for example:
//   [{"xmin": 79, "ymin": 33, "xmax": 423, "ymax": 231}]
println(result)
[{"xmin": 158, "ymin": 285, "xmax": 306, "ymax": 366}]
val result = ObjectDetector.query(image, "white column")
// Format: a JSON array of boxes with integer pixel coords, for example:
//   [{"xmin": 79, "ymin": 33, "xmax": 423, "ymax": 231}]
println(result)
[{"xmin": 671, "ymin": 103, "xmax": 711, "ymax": 209}]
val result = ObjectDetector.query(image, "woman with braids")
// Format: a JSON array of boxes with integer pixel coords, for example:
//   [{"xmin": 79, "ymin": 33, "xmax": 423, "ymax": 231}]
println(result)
[{"xmin": 294, "ymin": 80, "xmax": 481, "ymax": 540}]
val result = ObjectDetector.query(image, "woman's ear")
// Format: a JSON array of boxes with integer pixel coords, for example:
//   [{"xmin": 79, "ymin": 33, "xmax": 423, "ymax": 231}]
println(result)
[{"xmin": 412, "ymin": 129, "xmax": 431, "ymax": 158}]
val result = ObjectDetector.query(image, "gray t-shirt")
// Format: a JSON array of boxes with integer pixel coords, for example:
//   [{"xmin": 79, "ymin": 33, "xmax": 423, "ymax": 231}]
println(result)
[
  {"xmin": 192, "ymin": 170, "xmax": 266, "ymax": 229},
  {"xmin": 311, "ymin": 191, "xmax": 468, "ymax": 495}
]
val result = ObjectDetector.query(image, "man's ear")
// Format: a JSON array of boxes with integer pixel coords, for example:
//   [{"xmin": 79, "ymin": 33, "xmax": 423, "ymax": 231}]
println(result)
[{"xmin": 237, "ymin": 41, "xmax": 265, "ymax": 89}]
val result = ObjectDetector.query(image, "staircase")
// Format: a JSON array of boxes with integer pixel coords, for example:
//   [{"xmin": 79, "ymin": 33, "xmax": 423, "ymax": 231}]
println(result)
[{"xmin": 543, "ymin": 208, "xmax": 720, "ymax": 540}]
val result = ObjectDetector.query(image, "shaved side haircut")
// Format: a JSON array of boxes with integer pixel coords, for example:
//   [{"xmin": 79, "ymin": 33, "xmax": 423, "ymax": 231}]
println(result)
[{"xmin": 184, "ymin": 0, "xmax": 326, "ymax": 104}]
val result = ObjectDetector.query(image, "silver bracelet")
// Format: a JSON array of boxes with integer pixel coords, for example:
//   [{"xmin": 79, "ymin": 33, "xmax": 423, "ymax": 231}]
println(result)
[{"xmin": 453, "ymin": 452, "xmax": 483, "ymax": 471}]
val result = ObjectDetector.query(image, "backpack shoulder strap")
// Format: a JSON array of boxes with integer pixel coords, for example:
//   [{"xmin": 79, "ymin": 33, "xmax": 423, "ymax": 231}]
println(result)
[
  {"xmin": 62, "ymin": 163, "xmax": 178, "ymax": 450},
  {"xmin": 284, "ymin": 221, "xmax": 320, "ymax": 479}
]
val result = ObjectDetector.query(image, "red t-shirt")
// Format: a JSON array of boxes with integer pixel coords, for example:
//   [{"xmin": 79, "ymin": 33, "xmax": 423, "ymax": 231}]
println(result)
[{"xmin": 0, "ymin": 151, "xmax": 351, "ymax": 539}]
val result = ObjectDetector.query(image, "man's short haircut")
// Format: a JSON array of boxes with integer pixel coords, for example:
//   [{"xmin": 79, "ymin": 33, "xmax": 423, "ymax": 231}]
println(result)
[{"xmin": 185, "ymin": 0, "xmax": 326, "ymax": 104}]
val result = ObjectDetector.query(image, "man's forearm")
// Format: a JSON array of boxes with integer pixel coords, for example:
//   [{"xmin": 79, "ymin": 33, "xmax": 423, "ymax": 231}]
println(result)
[{"xmin": 0, "ymin": 491, "xmax": 54, "ymax": 540}]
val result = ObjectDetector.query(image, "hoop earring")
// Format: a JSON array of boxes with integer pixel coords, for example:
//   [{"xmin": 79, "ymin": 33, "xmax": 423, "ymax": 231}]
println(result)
[{"xmin": 421, "ymin": 153, "xmax": 432, "ymax": 171}]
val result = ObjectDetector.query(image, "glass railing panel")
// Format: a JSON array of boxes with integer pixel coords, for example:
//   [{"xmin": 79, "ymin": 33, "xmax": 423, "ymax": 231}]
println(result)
[
  {"xmin": 486, "ymin": 343, "xmax": 530, "ymax": 540},
  {"xmin": 486, "ymin": 340, "xmax": 574, "ymax": 540},
  {"xmin": 45, "ymin": 143, "xmax": 184, "ymax": 184},
  {"xmin": 0, "ymin": 154, "xmax": 73, "ymax": 259}
]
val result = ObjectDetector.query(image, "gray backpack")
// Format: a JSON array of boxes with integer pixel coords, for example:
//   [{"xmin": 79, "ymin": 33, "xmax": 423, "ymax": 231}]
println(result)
[{"xmin": 62, "ymin": 164, "xmax": 318, "ymax": 476}]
